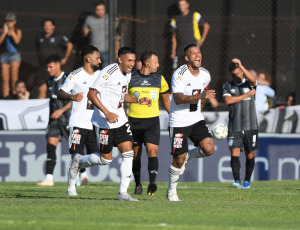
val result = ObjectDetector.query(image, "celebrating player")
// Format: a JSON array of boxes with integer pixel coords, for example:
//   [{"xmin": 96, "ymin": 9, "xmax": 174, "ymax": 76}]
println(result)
[
  {"xmin": 167, "ymin": 43, "xmax": 215, "ymax": 201},
  {"xmin": 68, "ymin": 47, "xmax": 152, "ymax": 201}
]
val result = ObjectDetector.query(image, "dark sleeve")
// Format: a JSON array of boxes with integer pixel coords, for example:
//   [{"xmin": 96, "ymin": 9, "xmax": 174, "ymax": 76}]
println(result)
[
  {"xmin": 222, "ymin": 82, "xmax": 232, "ymax": 97},
  {"xmin": 198, "ymin": 17, "xmax": 207, "ymax": 27}
]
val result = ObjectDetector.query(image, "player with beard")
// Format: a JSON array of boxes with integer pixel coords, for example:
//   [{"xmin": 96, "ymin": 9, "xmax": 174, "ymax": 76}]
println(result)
[
  {"xmin": 57, "ymin": 45, "xmax": 101, "ymax": 196},
  {"xmin": 68, "ymin": 47, "xmax": 152, "ymax": 201},
  {"xmin": 167, "ymin": 43, "xmax": 215, "ymax": 201}
]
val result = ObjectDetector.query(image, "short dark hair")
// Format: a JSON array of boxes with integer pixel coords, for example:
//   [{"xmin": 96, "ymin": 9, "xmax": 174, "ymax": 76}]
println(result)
[
  {"xmin": 179, "ymin": 0, "xmax": 189, "ymax": 3},
  {"xmin": 183, "ymin": 43, "xmax": 198, "ymax": 55},
  {"xmin": 140, "ymin": 51, "xmax": 157, "ymax": 66},
  {"xmin": 42, "ymin": 18, "xmax": 55, "ymax": 26},
  {"xmin": 46, "ymin": 54, "xmax": 61, "ymax": 64},
  {"xmin": 228, "ymin": 62, "xmax": 239, "ymax": 72},
  {"xmin": 94, "ymin": 0, "xmax": 105, "ymax": 8},
  {"xmin": 15, "ymin": 79, "xmax": 26, "ymax": 87},
  {"xmin": 118, "ymin": 47, "xmax": 135, "ymax": 57},
  {"xmin": 81, "ymin": 45, "xmax": 99, "ymax": 60}
]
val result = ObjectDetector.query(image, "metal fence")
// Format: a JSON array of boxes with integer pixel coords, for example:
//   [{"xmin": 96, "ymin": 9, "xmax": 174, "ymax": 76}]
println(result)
[{"xmin": 1, "ymin": 0, "xmax": 299, "ymax": 106}]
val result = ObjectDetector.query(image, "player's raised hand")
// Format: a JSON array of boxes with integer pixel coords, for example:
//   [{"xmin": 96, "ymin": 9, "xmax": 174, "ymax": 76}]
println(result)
[
  {"xmin": 72, "ymin": 92, "xmax": 84, "ymax": 102},
  {"xmin": 139, "ymin": 97, "xmax": 152, "ymax": 107},
  {"xmin": 232, "ymin": 58, "xmax": 242, "ymax": 67},
  {"xmin": 105, "ymin": 112, "xmax": 119, "ymax": 123},
  {"xmin": 201, "ymin": 90, "xmax": 215, "ymax": 99}
]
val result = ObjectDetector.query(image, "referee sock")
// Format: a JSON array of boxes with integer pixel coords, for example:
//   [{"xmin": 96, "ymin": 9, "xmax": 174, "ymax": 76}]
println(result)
[
  {"xmin": 46, "ymin": 144, "xmax": 57, "ymax": 175},
  {"xmin": 148, "ymin": 157, "xmax": 158, "ymax": 184},
  {"xmin": 187, "ymin": 147, "xmax": 208, "ymax": 161},
  {"xmin": 132, "ymin": 159, "xmax": 141, "ymax": 187},
  {"xmin": 119, "ymin": 151, "xmax": 134, "ymax": 194},
  {"xmin": 78, "ymin": 153, "xmax": 112, "ymax": 169},
  {"xmin": 245, "ymin": 157, "xmax": 255, "ymax": 181},
  {"xmin": 231, "ymin": 156, "xmax": 241, "ymax": 181},
  {"xmin": 167, "ymin": 165, "xmax": 181, "ymax": 194}
]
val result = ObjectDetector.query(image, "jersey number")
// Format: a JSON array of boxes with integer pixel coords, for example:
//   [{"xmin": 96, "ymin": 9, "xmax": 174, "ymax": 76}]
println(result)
[
  {"xmin": 125, "ymin": 123, "xmax": 132, "ymax": 136},
  {"xmin": 190, "ymin": 89, "xmax": 201, "ymax": 112}
]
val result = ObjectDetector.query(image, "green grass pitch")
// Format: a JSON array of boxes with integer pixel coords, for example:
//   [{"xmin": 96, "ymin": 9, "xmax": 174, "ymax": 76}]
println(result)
[{"xmin": 0, "ymin": 180, "xmax": 299, "ymax": 230}]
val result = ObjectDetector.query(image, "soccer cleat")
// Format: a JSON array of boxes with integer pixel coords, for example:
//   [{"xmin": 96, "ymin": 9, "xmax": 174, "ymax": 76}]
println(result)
[
  {"xmin": 166, "ymin": 192, "xmax": 181, "ymax": 201},
  {"xmin": 117, "ymin": 193, "xmax": 138, "ymax": 201},
  {"xmin": 69, "ymin": 153, "xmax": 82, "ymax": 179},
  {"xmin": 134, "ymin": 184, "xmax": 143, "ymax": 195},
  {"xmin": 231, "ymin": 180, "xmax": 243, "ymax": 189},
  {"xmin": 243, "ymin": 181, "xmax": 251, "ymax": 189},
  {"xmin": 67, "ymin": 188, "xmax": 78, "ymax": 197},
  {"xmin": 36, "ymin": 178, "xmax": 54, "ymax": 186},
  {"xmin": 147, "ymin": 183, "xmax": 157, "ymax": 195}
]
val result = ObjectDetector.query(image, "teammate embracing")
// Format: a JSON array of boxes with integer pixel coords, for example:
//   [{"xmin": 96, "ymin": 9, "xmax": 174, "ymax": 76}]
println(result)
[
  {"xmin": 68, "ymin": 47, "xmax": 152, "ymax": 201},
  {"xmin": 167, "ymin": 43, "xmax": 215, "ymax": 201}
]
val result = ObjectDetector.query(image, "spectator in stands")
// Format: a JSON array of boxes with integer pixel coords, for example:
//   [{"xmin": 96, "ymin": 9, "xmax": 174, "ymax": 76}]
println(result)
[
  {"xmin": 277, "ymin": 92, "xmax": 297, "ymax": 108},
  {"xmin": 4, "ymin": 79, "xmax": 30, "ymax": 100},
  {"xmin": 35, "ymin": 18, "xmax": 73, "ymax": 98},
  {"xmin": 170, "ymin": 0, "xmax": 210, "ymax": 69},
  {"xmin": 83, "ymin": 1, "xmax": 110, "ymax": 68},
  {"xmin": 254, "ymin": 70, "xmax": 275, "ymax": 115},
  {"xmin": 0, "ymin": 13, "xmax": 22, "ymax": 98}
]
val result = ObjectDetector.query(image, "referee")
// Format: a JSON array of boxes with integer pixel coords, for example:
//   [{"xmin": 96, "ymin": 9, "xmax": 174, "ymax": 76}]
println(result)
[
  {"xmin": 223, "ymin": 58, "xmax": 258, "ymax": 189},
  {"xmin": 128, "ymin": 51, "xmax": 170, "ymax": 195}
]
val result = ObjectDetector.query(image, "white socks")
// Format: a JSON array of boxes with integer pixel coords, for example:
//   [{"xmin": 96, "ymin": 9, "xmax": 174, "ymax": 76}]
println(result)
[
  {"xmin": 46, "ymin": 174, "xmax": 53, "ymax": 181},
  {"xmin": 78, "ymin": 153, "xmax": 112, "ymax": 169},
  {"xmin": 187, "ymin": 147, "xmax": 208, "ymax": 161},
  {"xmin": 119, "ymin": 151, "xmax": 134, "ymax": 194},
  {"xmin": 167, "ymin": 165, "xmax": 181, "ymax": 194}
]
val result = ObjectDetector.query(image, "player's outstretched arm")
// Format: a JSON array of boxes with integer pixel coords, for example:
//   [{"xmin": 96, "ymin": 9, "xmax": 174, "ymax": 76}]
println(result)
[
  {"xmin": 124, "ymin": 94, "xmax": 152, "ymax": 107},
  {"xmin": 58, "ymin": 89, "xmax": 83, "ymax": 102}
]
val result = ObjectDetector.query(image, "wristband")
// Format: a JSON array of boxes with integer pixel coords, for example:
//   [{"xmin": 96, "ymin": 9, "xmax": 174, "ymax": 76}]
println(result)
[{"xmin": 138, "ymin": 98, "xmax": 141, "ymax": 104}]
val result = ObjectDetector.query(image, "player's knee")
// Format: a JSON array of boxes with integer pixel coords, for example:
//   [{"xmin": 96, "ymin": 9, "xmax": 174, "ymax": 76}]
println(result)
[
  {"xmin": 147, "ymin": 150, "xmax": 157, "ymax": 158},
  {"xmin": 203, "ymin": 144, "xmax": 215, "ymax": 156}
]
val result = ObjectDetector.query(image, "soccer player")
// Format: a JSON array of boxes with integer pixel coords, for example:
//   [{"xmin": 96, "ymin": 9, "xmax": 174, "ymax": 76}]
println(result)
[
  {"xmin": 223, "ymin": 59, "xmax": 258, "ymax": 189},
  {"xmin": 128, "ymin": 51, "xmax": 170, "ymax": 195},
  {"xmin": 36, "ymin": 55, "xmax": 71, "ymax": 186},
  {"xmin": 68, "ymin": 47, "xmax": 152, "ymax": 201},
  {"xmin": 167, "ymin": 43, "xmax": 215, "ymax": 201},
  {"xmin": 57, "ymin": 45, "xmax": 101, "ymax": 196}
]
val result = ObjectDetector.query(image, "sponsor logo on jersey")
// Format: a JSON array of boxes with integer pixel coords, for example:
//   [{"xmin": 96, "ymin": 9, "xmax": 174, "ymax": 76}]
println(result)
[
  {"xmin": 133, "ymin": 91, "xmax": 140, "ymax": 97},
  {"xmin": 50, "ymin": 37, "xmax": 55, "ymax": 43},
  {"xmin": 230, "ymin": 89, "xmax": 236, "ymax": 94},
  {"xmin": 141, "ymin": 80, "xmax": 151, "ymax": 86},
  {"xmin": 151, "ymin": 91, "xmax": 157, "ymax": 99},
  {"xmin": 228, "ymin": 137, "xmax": 234, "ymax": 146}
]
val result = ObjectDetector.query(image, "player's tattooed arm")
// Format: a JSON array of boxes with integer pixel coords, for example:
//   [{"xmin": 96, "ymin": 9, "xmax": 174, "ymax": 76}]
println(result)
[
  {"xmin": 174, "ymin": 90, "xmax": 215, "ymax": 105},
  {"xmin": 57, "ymin": 89, "xmax": 83, "ymax": 102}
]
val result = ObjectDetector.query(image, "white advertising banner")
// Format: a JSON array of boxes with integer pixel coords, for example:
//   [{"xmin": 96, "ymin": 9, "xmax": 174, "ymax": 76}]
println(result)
[{"xmin": 0, "ymin": 99, "xmax": 300, "ymax": 133}]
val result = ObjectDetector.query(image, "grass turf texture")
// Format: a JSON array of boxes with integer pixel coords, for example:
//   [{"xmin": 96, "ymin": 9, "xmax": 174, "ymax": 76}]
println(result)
[{"xmin": 0, "ymin": 181, "xmax": 299, "ymax": 230}]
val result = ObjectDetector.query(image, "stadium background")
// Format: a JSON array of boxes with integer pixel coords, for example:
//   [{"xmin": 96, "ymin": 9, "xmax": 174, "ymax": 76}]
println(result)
[{"xmin": 0, "ymin": 0, "xmax": 299, "ymax": 105}]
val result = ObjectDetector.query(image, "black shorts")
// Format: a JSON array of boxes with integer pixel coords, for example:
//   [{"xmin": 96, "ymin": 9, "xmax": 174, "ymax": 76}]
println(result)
[
  {"xmin": 68, "ymin": 126, "xmax": 99, "ymax": 155},
  {"xmin": 94, "ymin": 122, "xmax": 134, "ymax": 154},
  {"xmin": 129, "ymin": 116, "xmax": 160, "ymax": 146},
  {"xmin": 169, "ymin": 120, "xmax": 213, "ymax": 156},
  {"xmin": 46, "ymin": 120, "xmax": 69, "ymax": 140},
  {"xmin": 228, "ymin": 130, "xmax": 258, "ymax": 153}
]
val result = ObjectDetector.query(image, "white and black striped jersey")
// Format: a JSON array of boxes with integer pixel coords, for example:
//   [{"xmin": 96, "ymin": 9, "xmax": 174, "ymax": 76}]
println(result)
[
  {"xmin": 169, "ymin": 64, "xmax": 210, "ymax": 127},
  {"xmin": 47, "ymin": 72, "xmax": 70, "ymax": 125},
  {"xmin": 91, "ymin": 63, "xmax": 131, "ymax": 129},
  {"xmin": 223, "ymin": 79, "xmax": 258, "ymax": 132},
  {"xmin": 60, "ymin": 67, "xmax": 100, "ymax": 130}
]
